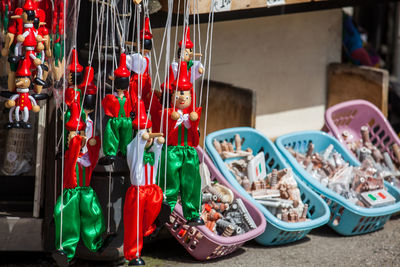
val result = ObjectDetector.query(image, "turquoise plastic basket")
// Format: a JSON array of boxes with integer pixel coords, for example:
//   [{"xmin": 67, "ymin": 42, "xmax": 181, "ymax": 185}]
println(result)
[
  {"xmin": 205, "ymin": 127, "xmax": 330, "ymax": 246},
  {"xmin": 275, "ymin": 130, "xmax": 400, "ymax": 236}
]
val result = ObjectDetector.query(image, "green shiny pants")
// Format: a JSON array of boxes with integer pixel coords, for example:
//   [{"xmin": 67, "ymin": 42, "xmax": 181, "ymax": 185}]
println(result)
[
  {"xmin": 54, "ymin": 187, "xmax": 105, "ymax": 261},
  {"xmin": 103, "ymin": 117, "xmax": 133, "ymax": 156},
  {"xmin": 158, "ymin": 146, "xmax": 201, "ymax": 221}
]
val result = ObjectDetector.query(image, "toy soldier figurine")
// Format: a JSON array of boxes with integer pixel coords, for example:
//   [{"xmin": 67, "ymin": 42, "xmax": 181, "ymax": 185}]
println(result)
[
  {"xmin": 100, "ymin": 53, "xmax": 135, "ymax": 165},
  {"xmin": 124, "ymin": 100, "xmax": 167, "ymax": 266},
  {"xmin": 159, "ymin": 61, "xmax": 204, "ymax": 225},
  {"xmin": 5, "ymin": 57, "xmax": 40, "ymax": 129},
  {"xmin": 126, "ymin": 17, "xmax": 152, "ymax": 110},
  {"xmin": 52, "ymin": 103, "xmax": 113, "ymax": 267},
  {"xmin": 171, "ymin": 26, "xmax": 204, "ymax": 84}
]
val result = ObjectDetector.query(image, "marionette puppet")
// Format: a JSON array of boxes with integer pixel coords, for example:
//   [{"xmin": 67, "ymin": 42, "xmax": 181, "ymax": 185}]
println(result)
[
  {"xmin": 65, "ymin": 48, "xmax": 84, "ymax": 110},
  {"xmin": 126, "ymin": 17, "xmax": 153, "ymax": 110},
  {"xmin": 99, "ymin": 53, "xmax": 135, "ymax": 165},
  {"xmin": 4, "ymin": 57, "xmax": 40, "ymax": 129},
  {"xmin": 32, "ymin": 7, "xmax": 51, "ymax": 95},
  {"xmin": 52, "ymin": 103, "xmax": 114, "ymax": 267},
  {"xmin": 148, "ymin": 66, "xmax": 174, "ymax": 133},
  {"xmin": 80, "ymin": 66, "xmax": 97, "ymax": 153},
  {"xmin": 1, "ymin": 1, "xmax": 20, "ymax": 92},
  {"xmin": 171, "ymin": 27, "xmax": 204, "ymax": 84},
  {"xmin": 158, "ymin": 61, "xmax": 204, "ymax": 226},
  {"xmin": 123, "ymin": 100, "xmax": 168, "ymax": 266},
  {"xmin": 6, "ymin": 0, "xmax": 47, "ymax": 90}
]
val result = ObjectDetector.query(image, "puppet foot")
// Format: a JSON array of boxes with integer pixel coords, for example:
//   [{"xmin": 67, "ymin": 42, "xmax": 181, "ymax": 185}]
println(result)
[
  {"xmin": 187, "ymin": 217, "xmax": 205, "ymax": 226},
  {"xmin": 8, "ymin": 56, "xmax": 20, "ymax": 65},
  {"xmin": 33, "ymin": 77, "xmax": 46, "ymax": 86},
  {"xmin": 98, "ymin": 156, "xmax": 116, "ymax": 165},
  {"xmin": 52, "ymin": 250, "xmax": 69, "ymax": 267},
  {"xmin": 129, "ymin": 257, "xmax": 145, "ymax": 266},
  {"xmin": 13, "ymin": 122, "xmax": 21, "ymax": 129},
  {"xmin": 32, "ymin": 93, "xmax": 49, "ymax": 101},
  {"xmin": 5, "ymin": 122, "xmax": 14, "ymax": 130},
  {"xmin": 97, "ymin": 232, "xmax": 117, "ymax": 254},
  {"xmin": 20, "ymin": 122, "xmax": 32, "ymax": 129},
  {"xmin": 41, "ymin": 64, "xmax": 49, "ymax": 72}
]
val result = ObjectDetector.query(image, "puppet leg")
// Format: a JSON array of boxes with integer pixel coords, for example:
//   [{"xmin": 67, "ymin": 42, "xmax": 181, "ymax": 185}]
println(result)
[
  {"xmin": 123, "ymin": 186, "xmax": 145, "ymax": 260},
  {"xmin": 54, "ymin": 188, "xmax": 81, "ymax": 261},
  {"xmin": 159, "ymin": 146, "xmax": 183, "ymax": 213},
  {"xmin": 103, "ymin": 118, "xmax": 121, "ymax": 157},
  {"xmin": 79, "ymin": 187, "xmax": 106, "ymax": 252},
  {"xmin": 142, "ymin": 185, "xmax": 163, "ymax": 237},
  {"xmin": 15, "ymin": 106, "xmax": 20, "ymax": 122},
  {"xmin": 23, "ymin": 107, "xmax": 29, "ymax": 122},
  {"xmin": 118, "ymin": 117, "xmax": 133, "ymax": 156},
  {"xmin": 180, "ymin": 147, "xmax": 202, "ymax": 221}
]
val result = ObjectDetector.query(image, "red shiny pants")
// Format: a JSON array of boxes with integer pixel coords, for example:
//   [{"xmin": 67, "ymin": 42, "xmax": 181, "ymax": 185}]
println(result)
[{"xmin": 123, "ymin": 184, "xmax": 163, "ymax": 260}]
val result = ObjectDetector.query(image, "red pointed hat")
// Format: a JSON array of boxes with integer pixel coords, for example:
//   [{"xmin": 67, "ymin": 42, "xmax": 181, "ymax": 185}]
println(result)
[
  {"xmin": 178, "ymin": 27, "xmax": 193, "ymax": 49},
  {"xmin": 68, "ymin": 49, "xmax": 83, "ymax": 73},
  {"xmin": 161, "ymin": 65, "xmax": 175, "ymax": 93},
  {"xmin": 79, "ymin": 66, "xmax": 97, "ymax": 95},
  {"xmin": 114, "ymin": 53, "xmax": 130, "ymax": 78},
  {"xmin": 132, "ymin": 100, "xmax": 152, "ymax": 130},
  {"xmin": 23, "ymin": 0, "xmax": 35, "ymax": 11},
  {"xmin": 171, "ymin": 61, "xmax": 192, "ymax": 92},
  {"xmin": 66, "ymin": 102, "xmax": 86, "ymax": 131},
  {"xmin": 140, "ymin": 17, "xmax": 153, "ymax": 40},
  {"xmin": 16, "ymin": 57, "xmax": 32, "ymax": 77}
]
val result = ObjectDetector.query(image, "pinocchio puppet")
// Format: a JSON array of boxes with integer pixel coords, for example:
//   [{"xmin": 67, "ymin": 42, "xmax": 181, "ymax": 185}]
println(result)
[
  {"xmin": 159, "ymin": 61, "xmax": 204, "ymax": 226},
  {"xmin": 100, "ymin": 53, "xmax": 135, "ymax": 165},
  {"xmin": 53, "ymin": 102, "xmax": 112, "ymax": 266},
  {"xmin": 126, "ymin": 17, "xmax": 152, "ymax": 110},
  {"xmin": 124, "ymin": 100, "xmax": 165, "ymax": 266},
  {"xmin": 5, "ymin": 57, "xmax": 40, "ymax": 129},
  {"xmin": 171, "ymin": 26, "xmax": 204, "ymax": 84}
]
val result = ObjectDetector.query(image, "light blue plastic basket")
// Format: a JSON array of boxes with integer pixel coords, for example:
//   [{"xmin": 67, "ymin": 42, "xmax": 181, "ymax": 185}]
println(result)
[
  {"xmin": 205, "ymin": 127, "xmax": 330, "ymax": 246},
  {"xmin": 275, "ymin": 130, "xmax": 400, "ymax": 236}
]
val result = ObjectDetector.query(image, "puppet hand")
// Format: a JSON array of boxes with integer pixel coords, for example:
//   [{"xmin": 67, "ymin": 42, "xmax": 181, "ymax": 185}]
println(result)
[
  {"xmin": 133, "ymin": 0, "xmax": 142, "ymax": 4},
  {"xmin": 189, "ymin": 111, "xmax": 198, "ymax": 121},
  {"xmin": 67, "ymin": 131, "xmax": 77, "ymax": 146},
  {"xmin": 88, "ymin": 138, "xmax": 97, "ymax": 146},
  {"xmin": 32, "ymin": 105, "xmax": 40, "ymax": 113},
  {"xmin": 198, "ymin": 67, "xmax": 204, "ymax": 74},
  {"xmin": 142, "ymin": 132, "xmax": 150, "ymax": 140},
  {"xmin": 81, "ymin": 136, "xmax": 87, "ymax": 147},
  {"xmin": 34, "ymin": 58, "xmax": 42, "ymax": 66},
  {"xmin": 171, "ymin": 111, "xmax": 180, "ymax": 120},
  {"xmin": 5, "ymin": 100, "xmax": 15, "ymax": 108},
  {"xmin": 158, "ymin": 136, "xmax": 165, "ymax": 144},
  {"xmin": 16, "ymin": 35, "xmax": 25, "ymax": 43}
]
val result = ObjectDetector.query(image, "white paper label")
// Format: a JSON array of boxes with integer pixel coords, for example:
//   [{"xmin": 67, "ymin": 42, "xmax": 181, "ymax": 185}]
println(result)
[
  {"xmin": 267, "ymin": 0, "xmax": 286, "ymax": 7},
  {"xmin": 213, "ymin": 0, "xmax": 232, "ymax": 12}
]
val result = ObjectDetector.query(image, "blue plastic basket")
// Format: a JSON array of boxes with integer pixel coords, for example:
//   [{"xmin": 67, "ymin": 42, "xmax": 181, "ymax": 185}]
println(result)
[
  {"xmin": 205, "ymin": 127, "xmax": 330, "ymax": 246},
  {"xmin": 275, "ymin": 130, "xmax": 400, "ymax": 236}
]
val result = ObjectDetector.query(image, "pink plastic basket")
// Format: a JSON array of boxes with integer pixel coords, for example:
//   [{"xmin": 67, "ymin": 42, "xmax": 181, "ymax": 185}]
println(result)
[
  {"xmin": 325, "ymin": 99, "xmax": 400, "ymax": 163},
  {"xmin": 164, "ymin": 147, "xmax": 267, "ymax": 261}
]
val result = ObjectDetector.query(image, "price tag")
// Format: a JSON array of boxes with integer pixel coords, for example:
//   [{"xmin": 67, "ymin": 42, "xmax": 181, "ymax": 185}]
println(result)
[
  {"xmin": 213, "ymin": 0, "xmax": 232, "ymax": 12},
  {"xmin": 267, "ymin": 0, "xmax": 285, "ymax": 7}
]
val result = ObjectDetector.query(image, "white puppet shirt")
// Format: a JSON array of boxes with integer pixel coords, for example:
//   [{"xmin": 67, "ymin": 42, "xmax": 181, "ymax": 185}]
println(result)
[
  {"xmin": 126, "ymin": 130, "xmax": 163, "ymax": 186},
  {"xmin": 171, "ymin": 60, "xmax": 203, "ymax": 84},
  {"xmin": 126, "ymin": 53, "xmax": 150, "ymax": 74}
]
